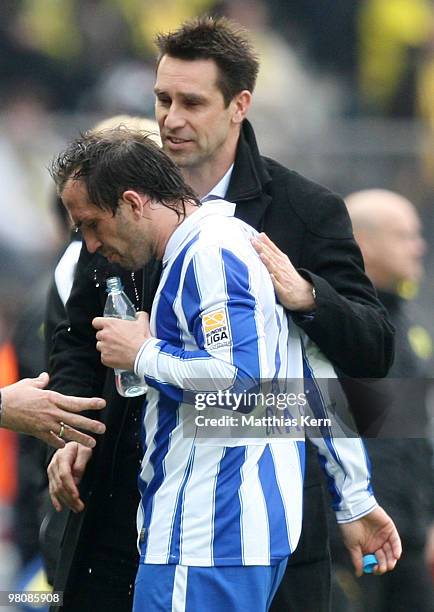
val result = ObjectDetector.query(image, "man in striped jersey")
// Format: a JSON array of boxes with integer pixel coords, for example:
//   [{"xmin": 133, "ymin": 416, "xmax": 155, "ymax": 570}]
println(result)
[{"xmin": 50, "ymin": 128, "xmax": 400, "ymax": 611}]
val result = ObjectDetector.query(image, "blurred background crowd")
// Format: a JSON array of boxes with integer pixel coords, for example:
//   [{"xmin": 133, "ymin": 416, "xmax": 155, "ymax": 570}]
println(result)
[{"xmin": 0, "ymin": 1, "xmax": 434, "ymax": 611}]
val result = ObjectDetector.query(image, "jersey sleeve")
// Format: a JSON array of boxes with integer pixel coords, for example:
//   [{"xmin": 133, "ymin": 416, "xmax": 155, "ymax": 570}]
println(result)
[{"xmin": 302, "ymin": 336, "xmax": 378, "ymax": 523}]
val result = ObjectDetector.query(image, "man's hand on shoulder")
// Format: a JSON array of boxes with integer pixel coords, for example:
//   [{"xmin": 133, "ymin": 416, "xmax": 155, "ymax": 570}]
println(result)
[{"xmin": 251, "ymin": 233, "xmax": 316, "ymax": 312}]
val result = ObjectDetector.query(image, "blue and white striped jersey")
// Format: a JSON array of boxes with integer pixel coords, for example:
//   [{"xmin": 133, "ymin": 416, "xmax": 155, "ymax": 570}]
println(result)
[{"xmin": 134, "ymin": 200, "xmax": 376, "ymax": 566}]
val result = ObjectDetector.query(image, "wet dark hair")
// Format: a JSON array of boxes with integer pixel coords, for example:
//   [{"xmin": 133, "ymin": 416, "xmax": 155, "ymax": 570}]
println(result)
[
  {"xmin": 155, "ymin": 16, "xmax": 259, "ymax": 106},
  {"xmin": 50, "ymin": 126, "xmax": 200, "ymax": 218}
]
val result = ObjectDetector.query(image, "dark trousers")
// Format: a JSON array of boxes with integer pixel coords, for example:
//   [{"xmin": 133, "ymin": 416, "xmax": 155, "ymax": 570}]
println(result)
[
  {"xmin": 271, "ymin": 471, "xmax": 331, "ymax": 612},
  {"xmin": 331, "ymin": 550, "xmax": 434, "ymax": 612},
  {"xmin": 59, "ymin": 557, "xmax": 136, "ymax": 612}
]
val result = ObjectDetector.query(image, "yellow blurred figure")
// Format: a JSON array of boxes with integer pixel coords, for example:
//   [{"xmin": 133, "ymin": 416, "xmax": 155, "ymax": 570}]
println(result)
[{"xmin": 358, "ymin": 0, "xmax": 434, "ymax": 112}]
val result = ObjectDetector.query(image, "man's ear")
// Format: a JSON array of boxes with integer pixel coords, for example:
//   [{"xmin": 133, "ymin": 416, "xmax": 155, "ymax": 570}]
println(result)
[
  {"xmin": 122, "ymin": 190, "xmax": 150, "ymax": 218},
  {"xmin": 231, "ymin": 90, "xmax": 252, "ymax": 125}
]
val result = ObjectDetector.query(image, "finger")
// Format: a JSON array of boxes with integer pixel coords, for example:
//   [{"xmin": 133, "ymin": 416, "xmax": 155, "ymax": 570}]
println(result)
[
  {"xmin": 44, "ymin": 431, "xmax": 66, "ymax": 449},
  {"xmin": 54, "ymin": 470, "xmax": 84, "ymax": 513},
  {"xmin": 373, "ymin": 548, "xmax": 387, "ymax": 575},
  {"xmin": 258, "ymin": 251, "xmax": 277, "ymax": 275},
  {"xmin": 56, "ymin": 489, "xmax": 84, "ymax": 513},
  {"xmin": 48, "ymin": 481, "xmax": 63, "ymax": 512},
  {"xmin": 92, "ymin": 316, "xmax": 105, "ymax": 330},
  {"xmin": 30, "ymin": 372, "xmax": 50, "ymax": 390},
  {"xmin": 57, "ymin": 411, "xmax": 105, "ymax": 434},
  {"xmin": 47, "ymin": 466, "xmax": 65, "ymax": 512},
  {"xmin": 73, "ymin": 446, "xmax": 93, "ymax": 475},
  {"xmin": 382, "ymin": 540, "xmax": 397, "ymax": 572},
  {"xmin": 389, "ymin": 530, "xmax": 402, "ymax": 560},
  {"xmin": 257, "ymin": 233, "xmax": 283, "ymax": 256},
  {"xmin": 350, "ymin": 549, "xmax": 363, "ymax": 577},
  {"xmin": 270, "ymin": 274, "xmax": 287, "ymax": 295},
  {"xmin": 253, "ymin": 239, "xmax": 275, "ymax": 261},
  {"xmin": 136, "ymin": 311, "xmax": 150, "ymax": 325},
  {"xmin": 62, "ymin": 425, "xmax": 98, "ymax": 449},
  {"xmin": 96, "ymin": 340, "xmax": 102, "ymax": 353},
  {"xmin": 259, "ymin": 234, "xmax": 296, "ymax": 270},
  {"xmin": 51, "ymin": 393, "xmax": 106, "ymax": 414}
]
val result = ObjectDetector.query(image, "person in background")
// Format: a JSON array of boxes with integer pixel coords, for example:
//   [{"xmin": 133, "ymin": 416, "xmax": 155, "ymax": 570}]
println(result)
[{"xmin": 330, "ymin": 189, "xmax": 434, "ymax": 612}]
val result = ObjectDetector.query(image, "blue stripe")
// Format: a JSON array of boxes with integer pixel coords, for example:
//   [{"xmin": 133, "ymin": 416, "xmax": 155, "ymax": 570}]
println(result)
[
  {"xmin": 258, "ymin": 446, "xmax": 289, "ymax": 558},
  {"xmin": 213, "ymin": 447, "xmax": 245, "ymax": 563},
  {"xmin": 181, "ymin": 257, "xmax": 204, "ymax": 347},
  {"xmin": 155, "ymin": 236, "xmax": 199, "ymax": 344},
  {"xmin": 273, "ymin": 309, "xmax": 282, "ymax": 384},
  {"xmin": 296, "ymin": 440, "xmax": 305, "ymax": 479},
  {"xmin": 221, "ymin": 249, "xmax": 261, "ymax": 399},
  {"xmin": 168, "ymin": 445, "xmax": 196, "ymax": 563}
]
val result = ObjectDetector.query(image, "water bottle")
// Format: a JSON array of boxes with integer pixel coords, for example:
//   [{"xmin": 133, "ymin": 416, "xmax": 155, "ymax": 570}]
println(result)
[{"xmin": 104, "ymin": 276, "xmax": 148, "ymax": 397}]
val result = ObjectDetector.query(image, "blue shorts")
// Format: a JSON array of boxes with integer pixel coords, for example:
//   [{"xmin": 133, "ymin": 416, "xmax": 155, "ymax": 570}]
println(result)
[{"xmin": 132, "ymin": 559, "xmax": 288, "ymax": 612}]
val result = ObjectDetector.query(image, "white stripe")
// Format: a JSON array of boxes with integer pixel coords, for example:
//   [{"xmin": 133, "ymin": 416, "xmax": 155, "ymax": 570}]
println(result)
[
  {"xmin": 270, "ymin": 443, "xmax": 304, "ymax": 552},
  {"xmin": 139, "ymin": 392, "xmax": 159, "ymax": 486},
  {"xmin": 54, "ymin": 240, "xmax": 82, "ymax": 305},
  {"xmin": 179, "ymin": 445, "xmax": 224, "ymax": 565},
  {"xmin": 239, "ymin": 446, "xmax": 270, "ymax": 564},
  {"xmin": 193, "ymin": 242, "xmax": 233, "ymax": 365},
  {"xmin": 171, "ymin": 565, "xmax": 188, "ymax": 612},
  {"xmin": 144, "ymin": 410, "xmax": 195, "ymax": 563},
  {"xmin": 248, "ymin": 259, "xmax": 270, "ymax": 380},
  {"xmin": 136, "ymin": 502, "xmax": 144, "ymax": 553}
]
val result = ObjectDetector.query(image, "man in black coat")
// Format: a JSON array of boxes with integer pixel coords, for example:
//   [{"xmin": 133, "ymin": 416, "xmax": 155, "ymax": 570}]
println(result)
[{"xmin": 46, "ymin": 17, "xmax": 394, "ymax": 612}]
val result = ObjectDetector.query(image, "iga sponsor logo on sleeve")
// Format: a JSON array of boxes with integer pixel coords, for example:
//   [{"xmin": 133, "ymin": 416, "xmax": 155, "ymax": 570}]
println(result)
[{"xmin": 202, "ymin": 308, "xmax": 232, "ymax": 349}]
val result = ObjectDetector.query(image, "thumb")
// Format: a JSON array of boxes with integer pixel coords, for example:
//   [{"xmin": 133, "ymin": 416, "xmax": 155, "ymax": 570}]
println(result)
[
  {"xmin": 136, "ymin": 311, "xmax": 150, "ymax": 324},
  {"xmin": 73, "ymin": 447, "xmax": 93, "ymax": 480},
  {"xmin": 30, "ymin": 372, "xmax": 50, "ymax": 389},
  {"xmin": 350, "ymin": 547, "xmax": 364, "ymax": 577}
]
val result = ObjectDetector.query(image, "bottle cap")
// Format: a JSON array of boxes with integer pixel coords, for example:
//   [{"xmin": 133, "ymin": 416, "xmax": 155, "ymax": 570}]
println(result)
[
  {"xmin": 106, "ymin": 276, "xmax": 123, "ymax": 293},
  {"xmin": 363, "ymin": 554, "xmax": 378, "ymax": 574}
]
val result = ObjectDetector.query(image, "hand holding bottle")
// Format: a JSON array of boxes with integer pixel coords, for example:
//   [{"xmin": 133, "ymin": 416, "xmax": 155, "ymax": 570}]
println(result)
[
  {"xmin": 95, "ymin": 277, "xmax": 149, "ymax": 397},
  {"xmin": 93, "ymin": 311, "xmax": 151, "ymax": 370}
]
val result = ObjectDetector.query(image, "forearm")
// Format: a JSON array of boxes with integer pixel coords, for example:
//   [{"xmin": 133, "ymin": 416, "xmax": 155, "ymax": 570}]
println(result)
[
  {"xmin": 135, "ymin": 338, "xmax": 258, "ymax": 401},
  {"xmin": 295, "ymin": 268, "xmax": 394, "ymax": 378}
]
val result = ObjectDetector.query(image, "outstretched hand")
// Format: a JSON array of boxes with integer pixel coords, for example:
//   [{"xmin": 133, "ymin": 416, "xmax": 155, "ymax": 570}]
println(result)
[
  {"xmin": 1, "ymin": 373, "xmax": 106, "ymax": 448},
  {"xmin": 339, "ymin": 506, "xmax": 402, "ymax": 576}
]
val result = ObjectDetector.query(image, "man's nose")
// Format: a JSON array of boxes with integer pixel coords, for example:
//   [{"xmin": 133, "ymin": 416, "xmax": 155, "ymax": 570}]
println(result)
[
  {"xmin": 84, "ymin": 234, "xmax": 102, "ymax": 254},
  {"xmin": 164, "ymin": 104, "xmax": 186, "ymax": 130}
]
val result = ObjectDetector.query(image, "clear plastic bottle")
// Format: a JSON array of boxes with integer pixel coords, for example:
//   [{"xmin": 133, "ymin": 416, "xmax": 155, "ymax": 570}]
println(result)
[{"xmin": 104, "ymin": 276, "xmax": 148, "ymax": 397}]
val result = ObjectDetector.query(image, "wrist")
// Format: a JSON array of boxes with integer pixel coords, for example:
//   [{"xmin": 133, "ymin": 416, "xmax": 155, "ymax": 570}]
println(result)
[
  {"xmin": 293, "ymin": 280, "xmax": 316, "ymax": 312},
  {"xmin": 0, "ymin": 386, "xmax": 12, "ymax": 430}
]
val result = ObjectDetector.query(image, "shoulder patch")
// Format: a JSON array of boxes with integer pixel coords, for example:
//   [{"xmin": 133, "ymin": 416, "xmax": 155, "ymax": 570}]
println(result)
[{"xmin": 202, "ymin": 308, "xmax": 232, "ymax": 350}]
